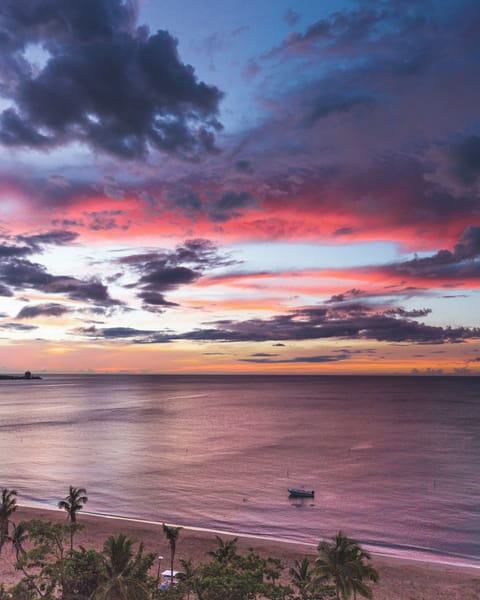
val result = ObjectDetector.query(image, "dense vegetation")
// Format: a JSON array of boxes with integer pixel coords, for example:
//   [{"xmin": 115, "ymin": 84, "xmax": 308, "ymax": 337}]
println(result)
[{"xmin": 0, "ymin": 487, "xmax": 378, "ymax": 600}]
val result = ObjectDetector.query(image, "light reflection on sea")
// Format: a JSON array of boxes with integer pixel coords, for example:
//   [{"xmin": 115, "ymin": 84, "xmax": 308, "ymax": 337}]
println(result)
[{"xmin": 1, "ymin": 374, "xmax": 480, "ymax": 566}]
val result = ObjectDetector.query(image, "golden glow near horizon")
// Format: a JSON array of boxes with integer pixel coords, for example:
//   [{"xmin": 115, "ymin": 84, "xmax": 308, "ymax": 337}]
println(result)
[{"xmin": 0, "ymin": 335, "xmax": 478, "ymax": 376}]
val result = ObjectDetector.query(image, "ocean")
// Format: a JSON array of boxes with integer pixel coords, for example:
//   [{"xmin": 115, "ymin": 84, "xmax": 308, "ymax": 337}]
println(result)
[{"xmin": 1, "ymin": 374, "xmax": 479, "ymax": 567}]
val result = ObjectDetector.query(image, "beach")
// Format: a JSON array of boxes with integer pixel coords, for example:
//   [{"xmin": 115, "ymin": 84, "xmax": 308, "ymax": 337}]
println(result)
[{"xmin": 2, "ymin": 506, "xmax": 479, "ymax": 599}]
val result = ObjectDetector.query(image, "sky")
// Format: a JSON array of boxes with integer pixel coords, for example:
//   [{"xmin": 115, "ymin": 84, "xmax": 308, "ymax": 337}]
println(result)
[{"xmin": 0, "ymin": 0, "xmax": 479, "ymax": 375}]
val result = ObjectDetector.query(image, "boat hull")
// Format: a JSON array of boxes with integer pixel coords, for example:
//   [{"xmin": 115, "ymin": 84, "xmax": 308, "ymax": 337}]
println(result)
[{"xmin": 288, "ymin": 488, "xmax": 314, "ymax": 498}]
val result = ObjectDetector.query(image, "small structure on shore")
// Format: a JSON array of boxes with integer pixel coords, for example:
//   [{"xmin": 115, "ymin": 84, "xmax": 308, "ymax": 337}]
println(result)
[
  {"xmin": 0, "ymin": 371, "xmax": 42, "ymax": 380},
  {"xmin": 160, "ymin": 570, "xmax": 183, "ymax": 589}
]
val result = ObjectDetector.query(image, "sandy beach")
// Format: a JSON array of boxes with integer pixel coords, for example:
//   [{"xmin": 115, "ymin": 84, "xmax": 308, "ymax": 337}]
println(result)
[{"xmin": 1, "ymin": 506, "xmax": 479, "ymax": 599}]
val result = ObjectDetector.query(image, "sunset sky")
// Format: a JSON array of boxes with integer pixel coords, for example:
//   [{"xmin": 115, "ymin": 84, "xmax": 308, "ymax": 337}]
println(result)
[{"xmin": 0, "ymin": 0, "xmax": 479, "ymax": 375}]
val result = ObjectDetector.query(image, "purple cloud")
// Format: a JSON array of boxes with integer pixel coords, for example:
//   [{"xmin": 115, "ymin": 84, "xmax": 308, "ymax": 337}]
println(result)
[
  {"xmin": 16, "ymin": 303, "xmax": 70, "ymax": 319},
  {"xmin": 0, "ymin": 0, "xmax": 223, "ymax": 159}
]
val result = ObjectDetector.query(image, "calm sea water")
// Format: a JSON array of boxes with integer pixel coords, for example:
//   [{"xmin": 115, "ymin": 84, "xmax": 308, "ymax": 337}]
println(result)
[{"xmin": 1, "ymin": 375, "xmax": 480, "ymax": 566}]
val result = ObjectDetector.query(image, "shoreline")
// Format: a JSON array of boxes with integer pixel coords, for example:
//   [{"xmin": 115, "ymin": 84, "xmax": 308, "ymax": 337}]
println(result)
[
  {"xmin": 3, "ymin": 505, "xmax": 480, "ymax": 599},
  {"xmin": 17, "ymin": 501, "xmax": 480, "ymax": 571}
]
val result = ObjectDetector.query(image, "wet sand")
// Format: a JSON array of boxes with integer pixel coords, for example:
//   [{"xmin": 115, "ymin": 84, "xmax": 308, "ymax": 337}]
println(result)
[{"xmin": 1, "ymin": 506, "xmax": 480, "ymax": 599}]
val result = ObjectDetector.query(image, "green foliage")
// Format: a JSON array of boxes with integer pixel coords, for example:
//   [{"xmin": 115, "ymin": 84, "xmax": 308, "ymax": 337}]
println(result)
[
  {"xmin": 2, "ymin": 581, "xmax": 37, "ymax": 600},
  {"xmin": 92, "ymin": 533, "xmax": 156, "ymax": 600},
  {"xmin": 9, "ymin": 521, "xmax": 29, "ymax": 561},
  {"xmin": 316, "ymin": 531, "xmax": 379, "ymax": 600},
  {"xmin": 12, "ymin": 519, "xmax": 77, "ymax": 599},
  {"xmin": 156, "ymin": 585, "xmax": 184, "ymax": 600},
  {"xmin": 0, "ymin": 488, "xmax": 18, "ymax": 553},
  {"xmin": 190, "ymin": 542, "xmax": 292, "ymax": 600},
  {"xmin": 208, "ymin": 535, "xmax": 239, "ymax": 564},
  {"xmin": 4, "ymin": 523, "xmax": 155, "ymax": 600},
  {"xmin": 62, "ymin": 548, "xmax": 104, "ymax": 600},
  {"xmin": 289, "ymin": 557, "xmax": 335, "ymax": 599},
  {"xmin": 0, "ymin": 493, "xmax": 379, "ymax": 600}
]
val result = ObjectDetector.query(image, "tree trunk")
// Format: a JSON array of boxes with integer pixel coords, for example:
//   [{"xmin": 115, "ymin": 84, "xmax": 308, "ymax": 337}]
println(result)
[{"xmin": 0, "ymin": 519, "xmax": 8, "ymax": 554}]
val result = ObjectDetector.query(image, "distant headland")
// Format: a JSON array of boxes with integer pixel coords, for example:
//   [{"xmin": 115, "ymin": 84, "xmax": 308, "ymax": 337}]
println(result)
[{"xmin": 0, "ymin": 370, "xmax": 42, "ymax": 380}]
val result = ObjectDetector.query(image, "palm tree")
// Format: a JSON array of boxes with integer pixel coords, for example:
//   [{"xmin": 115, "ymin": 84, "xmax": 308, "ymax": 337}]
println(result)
[
  {"xmin": 348, "ymin": 545, "xmax": 379, "ymax": 600},
  {"xmin": 58, "ymin": 486, "xmax": 88, "ymax": 551},
  {"xmin": 0, "ymin": 488, "xmax": 17, "ymax": 554},
  {"xmin": 58, "ymin": 486, "xmax": 88, "ymax": 524},
  {"xmin": 162, "ymin": 523, "xmax": 182, "ymax": 582},
  {"xmin": 207, "ymin": 535, "xmax": 239, "ymax": 565},
  {"xmin": 9, "ymin": 521, "xmax": 29, "ymax": 562},
  {"xmin": 315, "ymin": 531, "xmax": 378, "ymax": 600},
  {"xmin": 290, "ymin": 557, "xmax": 316, "ymax": 600},
  {"xmin": 179, "ymin": 558, "xmax": 200, "ymax": 600},
  {"xmin": 93, "ymin": 534, "xmax": 151, "ymax": 600}
]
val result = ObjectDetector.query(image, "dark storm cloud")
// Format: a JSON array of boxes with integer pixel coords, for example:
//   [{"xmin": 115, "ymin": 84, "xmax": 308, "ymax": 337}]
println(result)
[
  {"xmin": 166, "ymin": 189, "xmax": 203, "ymax": 217},
  {"xmin": 51, "ymin": 218, "xmax": 85, "ymax": 228},
  {"xmin": 326, "ymin": 289, "xmax": 362, "ymax": 303},
  {"xmin": 16, "ymin": 229, "xmax": 78, "ymax": 249},
  {"xmin": 176, "ymin": 309, "xmax": 478, "ymax": 344},
  {"xmin": 165, "ymin": 186, "xmax": 259, "ymax": 222},
  {"xmin": 0, "ymin": 0, "xmax": 223, "ymax": 159},
  {"xmin": 455, "ymin": 225, "xmax": 480, "ymax": 259},
  {"xmin": 138, "ymin": 266, "xmax": 199, "ymax": 290},
  {"xmin": 235, "ymin": 159, "xmax": 254, "ymax": 174},
  {"xmin": 324, "ymin": 290, "xmax": 432, "ymax": 318},
  {"xmin": 449, "ymin": 136, "xmax": 480, "ymax": 185},
  {"xmin": 385, "ymin": 308, "xmax": 432, "ymax": 318},
  {"xmin": 0, "ymin": 283, "xmax": 13, "ymax": 296},
  {"xmin": 74, "ymin": 292, "xmax": 480, "ymax": 345},
  {"xmin": 0, "ymin": 244, "xmax": 32, "ymax": 258},
  {"xmin": 233, "ymin": 0, "xmax": 480, "ymax": 240},
  {"xmin": 208, "ymin": 191, "xmax": 256, "ymax": 222},
  {"xmin": 16, "ymin": 302, "xmax": 70, "ymax": 319},
  {"xmin": 0, "ymin": 0, "xmax": 138, "ymax": 51},
  {"xmin": 87, "ymin": 211, "xmax": 129, "ymax": 231},
  {"xmin": 76, "ymin": 325, "xmax": 157, "ymax": 339},
  {"xmin": 0, "ymin": 257, "xmax": 119, "ymax": 305},
  {"xmin": 263, "ymin": 158, "xmax": 480, "ymax": 238},
  {"xmin": 137, "ymin": 292, "xmax": 178, "ymax": 307},
  {"xmin": 43, "ymin": 277, "xmax": 118, "ymax": 304},
  {"xmin": 75, "ymin": 324, "xmax": 173, "ymax": 344},
  {"xmin": 174, "ymin": 239, "xmax": 235, "ymax": 267},
  {"xmin": 131, "ymin": 263, "xmax": 199, "ymax": 312},
  {"xmin": 120, "ymin": 238, "xmax": 236, "ymax": 307},
  {"xmin": 0, "ymin": 258, "xmax": 53, "ymax": 288},
  {"xmin": 240, "ymin": 354, "xmax": 350, "ymax": 364},
  {"xmin": 375, "ymin": 226, "xmax": 480, "ymax": 281},
  {"xmin": 120, "ymin": 239, "xmax": 232, "ymax": 270},
  {"xmin": 338, "ymin": 161, "xmax": 480, "ymax": 229},
  {"xmin": 0, "ymin": 322, "xmax": 37, "ymax": 331}
]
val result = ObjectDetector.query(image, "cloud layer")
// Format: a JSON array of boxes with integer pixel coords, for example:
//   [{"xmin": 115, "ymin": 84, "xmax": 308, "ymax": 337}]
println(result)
[
  {"xmin": 0, "ymin": 1, "xmax": 479, "ymax": 373},
  {"xmin": 0, "ymin": 0, "xmax": 223, "ymax": 159}
]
